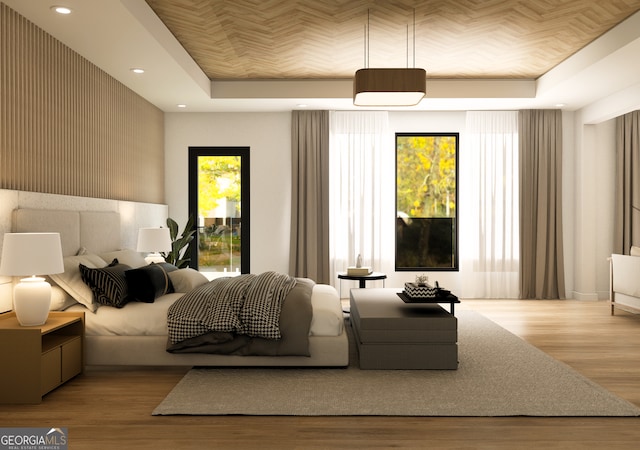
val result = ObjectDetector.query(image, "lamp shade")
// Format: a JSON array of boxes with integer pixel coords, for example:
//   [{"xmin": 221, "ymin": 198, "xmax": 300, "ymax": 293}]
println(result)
[
  {"xmin": 136, "ymin": 227, "xmax": 172, "ymax": 253},
  {"xmin": 353, "ymin": 68, "xmax": 426, "ymax": 106},
  {"xmin": 0, "ymin": 233, "xmax": 64, "ymax": 325},
  {"xmin": 0, "ymin": 233, "xmax": 64, "ymax": 277}
]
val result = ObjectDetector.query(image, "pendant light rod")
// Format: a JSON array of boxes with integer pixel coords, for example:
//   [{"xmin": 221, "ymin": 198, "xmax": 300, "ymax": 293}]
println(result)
[
  {"xmin": 413, "ymin": 8, "xmax": 416, "ymax": 68},
  {"xmin": 363, "ymin": 24, "xmax": 367, "ymax": 68},
  {"xmin": 366, "ymin": 9, "xmax": 370, "ymax": 68},
  {"xmin": 406, "ymin": 9, "xmax": 417, "ymax": 68}
]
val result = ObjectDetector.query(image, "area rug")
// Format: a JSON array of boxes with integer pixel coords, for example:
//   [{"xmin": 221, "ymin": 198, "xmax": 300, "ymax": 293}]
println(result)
[{"xmin": 153, "ymin": 311, "xmax": 640, "ymax": 416}]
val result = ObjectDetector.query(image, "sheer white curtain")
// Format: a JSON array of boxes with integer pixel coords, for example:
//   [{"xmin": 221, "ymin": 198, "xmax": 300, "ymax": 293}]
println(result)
[
  {"xmin": 329, "ymin": 111, "xmax": 392, "ymax": 289},
  {"xmin": 460, "ymin": 111, "xmax": 519, "ymax": 298}
]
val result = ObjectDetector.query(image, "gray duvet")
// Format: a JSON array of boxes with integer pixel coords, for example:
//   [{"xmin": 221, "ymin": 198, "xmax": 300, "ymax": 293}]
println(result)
[{"xmin": 166, "ymin": 274, "xmax": 314, "ymax": 356}]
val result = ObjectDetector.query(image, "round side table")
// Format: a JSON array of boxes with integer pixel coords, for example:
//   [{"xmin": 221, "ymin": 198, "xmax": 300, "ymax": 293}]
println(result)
[
  {"xmin": 337, "ymin": 271, "xmax": 387, "ymax": 288},
  {"xmin": 337, "ymin": 272, "xmax": 387, "ymax": 301}
]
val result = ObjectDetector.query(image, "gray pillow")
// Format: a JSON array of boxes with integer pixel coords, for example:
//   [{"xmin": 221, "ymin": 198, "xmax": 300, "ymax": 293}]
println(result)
[{"xmin": 168, "ymin": 268, "xmax": 209, "ymax": 293}]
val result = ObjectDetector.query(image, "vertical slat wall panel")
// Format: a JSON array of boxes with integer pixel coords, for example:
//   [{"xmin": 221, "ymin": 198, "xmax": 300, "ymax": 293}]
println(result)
[{"xmin": 0, "ymin": 4, "xmax": 165, "ymax": 203}]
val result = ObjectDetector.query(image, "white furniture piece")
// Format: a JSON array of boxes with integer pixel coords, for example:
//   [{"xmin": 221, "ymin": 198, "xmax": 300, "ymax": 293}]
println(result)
[
  {"xmin": 0, "ymin": 232, "xmax": 64, "ymax": 325},
  {"xmin": 137, "ymin": 227, "xmax": 172, "ymax": 264},
  {"xmin": 9, "ymin": 208, "xmax": 348, "ymax": 367},
  {"xmin": 609, "ymin": 249, "xmax": 640, "ymax": 315}
]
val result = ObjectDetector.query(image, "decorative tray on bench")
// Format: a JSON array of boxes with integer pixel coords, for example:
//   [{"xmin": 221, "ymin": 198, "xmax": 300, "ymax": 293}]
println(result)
[{"xmin": 398, "ymin": 282, "xmax": 459, "ymax": 304}]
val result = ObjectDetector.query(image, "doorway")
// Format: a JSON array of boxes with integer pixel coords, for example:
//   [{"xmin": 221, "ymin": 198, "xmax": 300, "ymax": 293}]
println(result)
[{"xmin": 188, "ymin": 146, "xmax": 250, "ymax": 275}]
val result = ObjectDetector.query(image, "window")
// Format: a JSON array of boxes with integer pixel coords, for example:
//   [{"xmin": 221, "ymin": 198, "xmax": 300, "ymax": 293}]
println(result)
[
  {"xmin": 188, "ymin": 147, "xmax": 250, "ymax": 274},
  {"xmin": 396, "ymin": 133, "xmax": 458, "ymax": 271}
]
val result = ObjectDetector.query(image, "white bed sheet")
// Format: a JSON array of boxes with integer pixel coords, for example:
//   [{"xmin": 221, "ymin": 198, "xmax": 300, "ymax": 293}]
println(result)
[
  {"xmin": 309, "ymin": 284, "xmax": 344, "ymax": 336},
  {"xmin": 67, "ymin": 285, "xmax": 344, "ymax": 337}
]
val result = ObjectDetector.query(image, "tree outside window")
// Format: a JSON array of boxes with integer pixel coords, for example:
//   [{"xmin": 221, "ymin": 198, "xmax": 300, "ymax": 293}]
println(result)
[
  {"xmin": 396, "ymin": 133, "xmax": 458, "ymax": 271},
  {"xmin": 189, "ymin": 147, "xmax": 250, "ymax": 274}
]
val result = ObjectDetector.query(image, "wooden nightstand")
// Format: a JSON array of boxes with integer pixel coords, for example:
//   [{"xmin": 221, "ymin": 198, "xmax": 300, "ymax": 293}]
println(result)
[{"xmin": 0, "ymin": 311, "xmax": 85, "ymax": 404}]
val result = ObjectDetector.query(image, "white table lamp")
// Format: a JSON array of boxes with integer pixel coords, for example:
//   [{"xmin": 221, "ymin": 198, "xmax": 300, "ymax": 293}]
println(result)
[
  {"xmin": 137, "ymin": 227, "xmax": 172, "ymax": 264},
  {"xmin": 0, "ymin": 232, "xmax": 64, "ymax": 326}
]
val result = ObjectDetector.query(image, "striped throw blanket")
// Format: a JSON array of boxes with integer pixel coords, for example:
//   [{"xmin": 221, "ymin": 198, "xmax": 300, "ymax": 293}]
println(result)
[{"xmin": 167, "ymin": 271, "xmax": 297, "ymax": 344}]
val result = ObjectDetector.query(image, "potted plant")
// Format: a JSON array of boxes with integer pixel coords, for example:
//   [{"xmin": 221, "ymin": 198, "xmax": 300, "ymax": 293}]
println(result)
[{"xmin": 162, "ymin": 216, "xmax": 196, "ymax": 268}]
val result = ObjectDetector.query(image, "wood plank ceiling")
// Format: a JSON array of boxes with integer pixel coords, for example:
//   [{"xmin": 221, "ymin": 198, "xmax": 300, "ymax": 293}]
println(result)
[{"xmin": 145, "ymin": 0, "xmax": 640, "ymax": 81}]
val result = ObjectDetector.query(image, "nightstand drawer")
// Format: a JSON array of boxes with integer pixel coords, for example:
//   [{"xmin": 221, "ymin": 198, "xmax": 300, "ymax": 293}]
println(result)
[
  {"xmin": 40, "ymin": 335, "xmax": 83, "ymax": 396},
  {"xmin": 61, "ymin": 336, "xmax": 82, "ymax": 381},
  {"xmin": 41, "ymin": 346, "xmax": 62, "ymax": 395}
]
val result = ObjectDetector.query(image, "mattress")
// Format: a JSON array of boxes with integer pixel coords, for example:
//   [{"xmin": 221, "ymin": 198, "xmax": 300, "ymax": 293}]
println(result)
[{"xmin": 67, "ymin": 284, "xmax": 344, "ymax": 337}]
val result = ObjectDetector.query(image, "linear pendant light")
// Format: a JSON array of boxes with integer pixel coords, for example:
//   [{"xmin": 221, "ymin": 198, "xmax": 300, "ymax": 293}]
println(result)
[
  {"xmin": 353, "ymin": 68, "xmax": 426, "ymax": 106},
  {"xmin": 353, "ymin": 9, "xmax": 426, "ymax": 106}
]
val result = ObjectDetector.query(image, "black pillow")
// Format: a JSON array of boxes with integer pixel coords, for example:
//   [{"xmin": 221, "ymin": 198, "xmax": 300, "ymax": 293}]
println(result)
[
  {"xmin": 79, "ymin": 259, "xmax": 132, "ymax": 308},
  {"xmin": 125, "ymin": 262, "xmax": 178, "ymax": 303}
]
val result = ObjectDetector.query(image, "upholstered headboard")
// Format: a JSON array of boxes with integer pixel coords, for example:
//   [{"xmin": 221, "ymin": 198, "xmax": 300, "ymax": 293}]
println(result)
[
  {"xmin": 12, "ymin": 209, "xmax": 121, "ymax": 256},
  {"xmin": 0, "ymin": 191, "xmax": 168, "ymax": 313}
]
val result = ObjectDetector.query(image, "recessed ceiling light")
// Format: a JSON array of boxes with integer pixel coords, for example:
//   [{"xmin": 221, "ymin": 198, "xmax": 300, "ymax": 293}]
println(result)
[
  {"xmin": 177, "ymin": 104, "xmax": 187, "ymax": 108},
  {"xmin": 297, "ymin": 104, "xmax": 308, "ymax": 108},
  {"xmin": 130, "ymin": 68, "xmax": 145, "ymax": 74},
  {"xmin": 556, "ymin": 103, "xmax": 566, "ymax": 108},
  {"xmin": 51, "ymin": 6, "xmax": 72, "ymax": 15}
]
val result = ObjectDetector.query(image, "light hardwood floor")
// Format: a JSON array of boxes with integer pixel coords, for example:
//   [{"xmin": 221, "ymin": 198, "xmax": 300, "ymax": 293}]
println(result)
[{"xmin": 2, "ymin": 299, "xmax": 640, "ymax": 449}]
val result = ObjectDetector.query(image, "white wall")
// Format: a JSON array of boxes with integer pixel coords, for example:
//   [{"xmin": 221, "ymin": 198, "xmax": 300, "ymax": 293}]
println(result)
[
  {"xmin": 164, "ymin": 112, "xmax": 292, "ymax": 275},
  {"xmin": 562, "ymin": 111, "xmax": 576, "ymax": 299},
  {"xmin": 595, "ymin": 120, "xmax": 616, "ymax": 297},
  {"xmin": 569, "ymin": 71, "xmax": 640, "ymax": 300},
  {"xmin": 162, "ymin": 105, "xmax": 638, "ymax": 300},
  {"xmin": 570, "ymin": 113, "xmax": 618, "ymax": 300},
  {"xmin": 164, "ymin": 110, "xmax": 472, "ymax": 292}
]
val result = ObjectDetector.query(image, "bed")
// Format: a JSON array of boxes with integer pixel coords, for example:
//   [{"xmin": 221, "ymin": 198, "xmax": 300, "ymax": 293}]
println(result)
[{"xmin": 11, "ymin": 208, "xmax": 348, "ymax": 367}]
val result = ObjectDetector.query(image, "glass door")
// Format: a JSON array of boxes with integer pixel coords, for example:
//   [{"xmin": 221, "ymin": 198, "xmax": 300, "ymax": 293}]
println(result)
[{"xmin": 188, "ymin": 147, "xmax": 250, "ymax": 275}]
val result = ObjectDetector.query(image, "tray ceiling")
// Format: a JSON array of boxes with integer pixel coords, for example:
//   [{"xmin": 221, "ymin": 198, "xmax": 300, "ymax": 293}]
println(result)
[
  {"xmin": 145, "ymin": 0, "xmax": 640, "ymax": 80},
  {"xmin": 4, "ymin": 0, "xmax": 640, "ymax": 112}
]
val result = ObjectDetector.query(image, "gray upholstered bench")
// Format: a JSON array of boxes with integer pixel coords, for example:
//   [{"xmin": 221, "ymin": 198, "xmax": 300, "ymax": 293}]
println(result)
[{"xmin": 350, "ymin": 288, "xmax": 458, "ymax": 369}]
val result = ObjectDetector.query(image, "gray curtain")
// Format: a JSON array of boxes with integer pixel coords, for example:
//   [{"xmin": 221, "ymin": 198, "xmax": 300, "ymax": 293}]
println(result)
[
  {"xmin": 289, "ymin": 110, "xmax": 330, "ymax": 284},
  {"xmin": 518, "ymin": 110, "xmax": 566, "ymax": 299},
  {"xmin": 614, "ymin": 110, "xmax": 640, "ymax": 254}
]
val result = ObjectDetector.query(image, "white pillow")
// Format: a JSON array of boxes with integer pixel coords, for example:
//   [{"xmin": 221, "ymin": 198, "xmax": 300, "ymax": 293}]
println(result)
[
  {"xmin": 630, "ymin": 246, "xmax": 640, "ymax": 256},
  {"xmin": 99, "ymin": 249, "xmax": 147, "ymax": 269},
  {"xmin": 49, "ymin": 285, "xmax": 78, "ymax": 311},
  {"xmin": 49, "ymin": 254, "xmax": 108, "ymax": 312},
  {"xmin": 168, "ymin": 268, "xmax": 209, "ymax": 293}
]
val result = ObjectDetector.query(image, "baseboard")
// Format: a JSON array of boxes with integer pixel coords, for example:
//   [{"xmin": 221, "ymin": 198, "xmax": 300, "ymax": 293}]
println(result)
[{"xmin": 571, "ymin": 290, "xmax": 602, "ymax": 301}]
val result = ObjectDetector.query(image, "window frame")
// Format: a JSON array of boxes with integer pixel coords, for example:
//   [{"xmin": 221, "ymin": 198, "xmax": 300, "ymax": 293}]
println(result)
[
  {"xmin": 188, "ymin": 146, "xmax": 250, "ymax": 273},
  {"xmin": 395, "ymin": 132, "xmax": 459, "ymax": 272}
]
